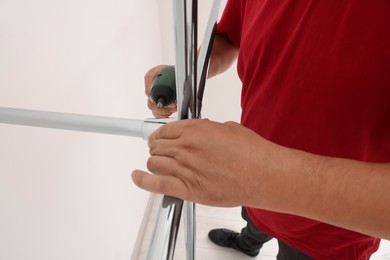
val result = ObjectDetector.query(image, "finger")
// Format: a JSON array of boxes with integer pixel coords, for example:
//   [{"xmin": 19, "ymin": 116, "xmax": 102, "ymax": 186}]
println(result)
[
  {"xmin": 146, "ymin": 155, "xmax": 182, "ymax": 174},
  {"xmin": 151, "ymin": 109, "xmax": 173, "ymax": 118},
  {"xmin": 144, "ymin": 65, "xmax": 167, "ymax": 95},
  {"xmin": 148, "ymin": 138, "xmax": 180, "ymax": 156},
  {"xmin": 165, "ymin": 103, "xmax": 177, "ymax": 109},
  {"xmin": 152, "ymin": 112, "xmax": 170, "ymax": 119},
  {"xmin": 150, "ymin": 119, "xmax": 197, "ymax": 142},
  {"xmin": 148, "ymin": 100, "xmax": 176, "ymax": 118},
  {"xmin": 131, "ymin": 170, "xmax": 188, "ymax": 200},
  {"xmin": 148, "ymin": 96, "xmax": 177, "ymax": 111},
  {"xmin": 146, "ymin": 156, "xmax": 199, "ymax": 191},
  {"xmin": 149, "ymin": 95, "xmax": 177, "ymax": 110}
]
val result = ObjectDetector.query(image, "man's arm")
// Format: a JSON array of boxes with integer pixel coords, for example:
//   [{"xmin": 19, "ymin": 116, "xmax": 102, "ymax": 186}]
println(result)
[
  {"xmin": 132, "ymin": 119, "xmax": 390, "ymax": 240},
  {"xmin": 259, "ymin": 140, "xmax": 390, "ymax": 240},
  {"xmin": 207, "ymin": 33, "xmax": 239, "ymax": 78}
]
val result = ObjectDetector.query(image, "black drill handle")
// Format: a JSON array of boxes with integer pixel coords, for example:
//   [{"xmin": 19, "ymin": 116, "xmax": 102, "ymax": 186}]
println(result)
[{"xmin": 150, "ymin": 66, "xmax": 176, "ymax": 108}]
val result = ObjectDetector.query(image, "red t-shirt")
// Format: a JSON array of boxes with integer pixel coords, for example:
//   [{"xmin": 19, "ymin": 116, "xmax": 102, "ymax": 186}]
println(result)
[{"xmin": 217, "ymin": 1, "xmax": 390, "ymax": 259}]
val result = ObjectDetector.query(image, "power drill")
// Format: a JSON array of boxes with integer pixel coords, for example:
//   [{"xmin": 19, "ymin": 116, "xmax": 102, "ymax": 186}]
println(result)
[{"xmin": 150, "ymin": 66, "xmax": 176, "ymax": 109}]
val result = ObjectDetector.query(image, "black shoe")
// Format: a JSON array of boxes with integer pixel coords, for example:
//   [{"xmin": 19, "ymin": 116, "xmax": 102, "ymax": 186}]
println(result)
[{"xmin": 208, "ymin": 228, "xmax": 260, "ymax": 257}]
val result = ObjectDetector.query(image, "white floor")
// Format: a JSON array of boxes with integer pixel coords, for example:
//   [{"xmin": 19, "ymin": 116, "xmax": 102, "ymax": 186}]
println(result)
[{"xmin": 137, "ymin": 195, "xmax": 390, "ymax": 259}]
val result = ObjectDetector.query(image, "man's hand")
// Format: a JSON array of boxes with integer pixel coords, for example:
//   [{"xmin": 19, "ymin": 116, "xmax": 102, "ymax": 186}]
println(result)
[
  {"xmin": 144, "ymin": 65, "xmax": 177, "ymax": 118},
  {"xmin": 131, "ymin": 119, "xmax": 279, "ymax": 207},
  {"xmin": 131, "ymin": 119, "xmax": 390, "ymax": 239}
]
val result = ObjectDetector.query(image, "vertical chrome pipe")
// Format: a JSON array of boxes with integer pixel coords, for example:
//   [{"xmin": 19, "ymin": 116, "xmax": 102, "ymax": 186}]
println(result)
[
  {"xmin": 184, "ymin": 201, "xmax": 196, "ymax": 260},
  {"xmin": 174, "ymin": 1, "xmax": 198, "ymax": 260},
  {"xmin": 146, "ymin": 196, "xmax": 183, "ymax": 260},
  {"xmin": 173, "ymin": 0, "xmax": 198, "ymax": 120},
  {"xmin": 146, "ymin": 1, "xmax": 197, "ymax": 259}
]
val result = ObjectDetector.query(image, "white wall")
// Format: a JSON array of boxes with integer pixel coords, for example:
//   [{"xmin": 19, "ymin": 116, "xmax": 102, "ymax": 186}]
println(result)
[
  {"xmin": 0, "ymin": 1, "xmax": 242, "ymax": 260},
  {"xmin": 0, "ymin": 0, "xmax": 162, "ymax": 259}
]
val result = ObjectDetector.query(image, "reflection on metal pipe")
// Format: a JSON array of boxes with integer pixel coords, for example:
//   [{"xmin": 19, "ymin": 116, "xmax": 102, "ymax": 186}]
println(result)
[
  {"xmin": 146, "ymin": 196, "xmax": 183, "ymax": 260},
  {"xmin": 184, "ymin": 201, "xmax": 196, "ymax": 260}
]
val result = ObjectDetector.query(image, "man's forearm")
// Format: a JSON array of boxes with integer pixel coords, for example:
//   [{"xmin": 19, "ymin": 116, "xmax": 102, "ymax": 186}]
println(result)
[
  {"xmin": 207, "ymin": 34, "xmax": 239, "ymax": 78},
  {"xmin": 257, "ymin": 147, "xmax": 390, "ymax": 239}
]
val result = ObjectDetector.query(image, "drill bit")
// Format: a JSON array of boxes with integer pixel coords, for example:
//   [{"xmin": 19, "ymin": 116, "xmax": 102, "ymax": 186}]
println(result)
[{"xmin": 157, "ymin": 98, "xmax": 164, "ymax": 109}]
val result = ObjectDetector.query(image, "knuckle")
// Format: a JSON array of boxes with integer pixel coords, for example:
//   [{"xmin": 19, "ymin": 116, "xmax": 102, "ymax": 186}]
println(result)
[
  {"xmin": 144, "ymin": 72, "xmax": 153, "ymax": 80},
  {"xmin": 224, "ymin": 121, "xmax": 239, "ymax": 127},
  {"xmin": 148, "ymin": 140, "xmax": 159, "ymax": 154},
  {"xmin": 156, "ymin": 125, "xmax": 167, "ymax": 138},
  {"xmin": 144, "ymin": 69, "xmax": 156, "ymax": 80}
]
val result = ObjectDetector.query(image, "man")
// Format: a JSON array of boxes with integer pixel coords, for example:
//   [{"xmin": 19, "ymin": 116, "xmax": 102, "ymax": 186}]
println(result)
[{"xmin": 133, "ymin": 1, "xmax": 390, "ymax": 259}]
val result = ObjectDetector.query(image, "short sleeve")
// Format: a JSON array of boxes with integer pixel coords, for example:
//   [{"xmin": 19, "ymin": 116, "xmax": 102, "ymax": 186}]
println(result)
[{"xmin": 216, "ymin": 0, "xmax": 245, "ymax": 48}]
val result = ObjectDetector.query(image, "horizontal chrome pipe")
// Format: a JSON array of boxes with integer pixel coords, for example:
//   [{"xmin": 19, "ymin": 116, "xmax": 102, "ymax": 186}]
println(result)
[{"xmin": 0, "ymin": 107, "xmax": 169, "ymax": 139}]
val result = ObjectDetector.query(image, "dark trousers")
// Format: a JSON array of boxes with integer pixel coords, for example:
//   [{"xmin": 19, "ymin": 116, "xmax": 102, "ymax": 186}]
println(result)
[{"xmin": 239, "ymin": 207, "xmax": 314, "ymax": 260}]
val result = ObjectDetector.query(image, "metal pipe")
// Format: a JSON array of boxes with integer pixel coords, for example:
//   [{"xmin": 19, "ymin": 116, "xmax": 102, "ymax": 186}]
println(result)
[
  {"xmin": 0, "ymin": 107, "xmax": 167, "ymax": 140},
  {"xmin": 173, "ymin": 0, "xmax": 197, "ymax": 120},
  {"xmin": 146, "ymin": 196, "xmax": 184, "ymax": 259},
  {"xmin": 184, "ymin": 201, "xmax": 196, "ymax": 260},
  {"xmin": 181, "ymin": 2, "xmax": 197, "ymax": 260},
  {"xmin": 146, "ymin": 1, "xmax": 198, "ymax": 259}
]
